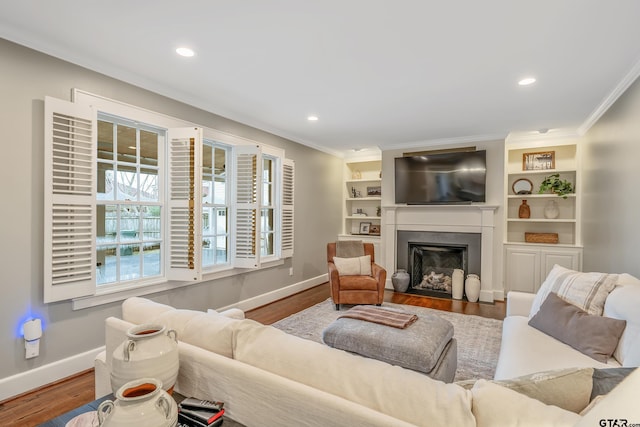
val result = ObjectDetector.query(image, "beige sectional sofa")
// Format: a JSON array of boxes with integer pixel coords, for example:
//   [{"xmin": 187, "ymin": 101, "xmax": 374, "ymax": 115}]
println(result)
[{"xmin": 95, "ymin": 296, "xmax": 639, "ymax": 426}]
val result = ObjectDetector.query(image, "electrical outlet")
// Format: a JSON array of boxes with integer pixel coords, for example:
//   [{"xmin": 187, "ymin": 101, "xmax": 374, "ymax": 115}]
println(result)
[
  {"xmin": 289, "ymin": 267, "xmax": 293, "ymax": 276},
  {"xmin": 25, "ymin": 340, "xmax": 39, "ymax": 359}
]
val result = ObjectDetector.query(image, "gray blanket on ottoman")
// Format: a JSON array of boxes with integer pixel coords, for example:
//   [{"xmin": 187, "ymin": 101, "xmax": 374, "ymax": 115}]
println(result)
[{"xmin": 322, "ymin": 307, "xmax": 457, "ymax": 382}]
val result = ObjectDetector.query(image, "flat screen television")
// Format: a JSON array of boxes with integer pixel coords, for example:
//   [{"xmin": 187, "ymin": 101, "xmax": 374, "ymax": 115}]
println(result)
[{"xmin": 395, "ymin": 150, "xmax": 487, "ymax": 204}]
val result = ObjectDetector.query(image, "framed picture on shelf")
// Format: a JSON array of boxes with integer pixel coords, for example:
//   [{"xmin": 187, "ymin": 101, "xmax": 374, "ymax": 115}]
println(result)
[
  {"xmin": 523, "ymin": 151, "xmax": 555, "ymax": 171},
  {"xmin": 359, "ymin": 222, "xmax": 371, "ymax": 235},
  {"xmin": 366, "ymin": 186, "xmax": 381, "ymax": 196},
  {"xmin": 369, "ymin": 224, "xmax": 380, "ymax": 235}
]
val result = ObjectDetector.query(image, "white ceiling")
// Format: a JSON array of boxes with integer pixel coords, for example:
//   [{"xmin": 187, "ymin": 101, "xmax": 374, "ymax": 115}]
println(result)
[{"xmin": 2, "ymin": 1, "xmax": 640, "ymax": 156}]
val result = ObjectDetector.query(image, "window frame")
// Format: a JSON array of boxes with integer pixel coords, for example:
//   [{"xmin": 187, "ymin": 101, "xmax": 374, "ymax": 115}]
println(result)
[
  {"xmin": 201, "ymin": 139, "xmax": 231, "ymax": 270},
  {"xmin": 59, "ymin": 90, "xmax": 291, "ymax": 310},
  {"xmin": 95, "ymin": 114, "xmax": 165, "ymax": 288}
]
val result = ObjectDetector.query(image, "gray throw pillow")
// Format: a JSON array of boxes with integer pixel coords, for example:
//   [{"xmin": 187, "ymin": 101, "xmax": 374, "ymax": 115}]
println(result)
[
  {"xmin": 528, "ymin": 292, "xmax": 627, "ymax": 363},
  {"xmin": 591, "ymin": 367, "xmax": 637, "ymax": 400}
]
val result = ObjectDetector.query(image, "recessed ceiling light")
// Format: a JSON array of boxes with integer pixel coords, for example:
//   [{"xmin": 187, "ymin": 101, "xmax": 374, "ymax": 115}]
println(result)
[
  {"xmin": 518, "ymin": 77, "xmax": 536, "ymax": 86},
  {"xmin": 176, "ymin": 47, "xmax": 195, "ymax": 57},
  {"xmin": 307, "ymin": 115, "xmax": 319, "ymax": 122}
]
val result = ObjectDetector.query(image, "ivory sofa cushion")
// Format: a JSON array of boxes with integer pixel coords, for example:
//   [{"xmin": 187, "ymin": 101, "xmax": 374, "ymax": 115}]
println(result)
[
  {"xmin": 471, "ymin": 380, "xmax": 581, "ymax": 427},
  {"xmin": 122, "ymin": 297, "xmax": 174, "ymax": 324},
  {"xmin": 603, "ymin": 280, "xmax": 640, "ymax": 366},
  {"xmin": 529, "ymin": 293, "xmax": 626, "ymax": 363},
  {"xmin": 494, "ymin": 316, "xmax": 614, "ymax": 381},
  {"xmin": 233, "ymin": 320, "xmax": 475, "ymax": 427},
  {"xmin": 529, "ymin": 265, "xmax": 618, "ymax": 317},
  {"xmin": 152, "ymin": 309, "xmax": 241, "ymax": 358},
  {"xmin": 332, "ymin": 255, "xmax": 372, "ymax": 276}
]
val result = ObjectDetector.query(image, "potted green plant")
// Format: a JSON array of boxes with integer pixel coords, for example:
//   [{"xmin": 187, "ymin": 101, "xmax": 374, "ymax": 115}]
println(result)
[{"xmin": 538, "ymin": 174, "xmax": 574, "ymax": 198}]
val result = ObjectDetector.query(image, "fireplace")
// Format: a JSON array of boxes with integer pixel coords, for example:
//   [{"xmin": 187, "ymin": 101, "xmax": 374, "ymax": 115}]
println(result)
[
  {"xmin": 383, "ymin": 204, "xmax": 498, "ymax": 302},
  {"xmin": 397, "ymin": 230, "xmax": 481, "ymax": 298}
]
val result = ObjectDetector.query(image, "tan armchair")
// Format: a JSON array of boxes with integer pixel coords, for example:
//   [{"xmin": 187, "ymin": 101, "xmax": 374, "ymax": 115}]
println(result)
[{"xmin": 327, "ymin": 242, "xmax": 386, "ymax": 310}]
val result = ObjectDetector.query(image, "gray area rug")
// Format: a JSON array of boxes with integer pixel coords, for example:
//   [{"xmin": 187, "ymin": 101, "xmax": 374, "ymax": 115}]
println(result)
[{"xmin": 271, "ymin": 298, "xmax": 503, "ymax": 381}]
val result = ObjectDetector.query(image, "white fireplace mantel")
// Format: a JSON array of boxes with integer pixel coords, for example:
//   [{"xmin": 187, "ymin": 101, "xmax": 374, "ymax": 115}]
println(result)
[{"xmin": 382, "ymin": 204, "xmax": 498, "ymax": 302}]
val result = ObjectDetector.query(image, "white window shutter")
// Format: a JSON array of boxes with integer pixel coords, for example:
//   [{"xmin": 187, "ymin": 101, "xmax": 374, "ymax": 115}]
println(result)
[
  {"xmin": 281, "ymin": 158, "xmax": 295, "ymax": 258},
  {"xmin": 232, "ymin": 145, "xmax": 261, "ymax": 268},
  {"xmin": 167, "ymin": 127, "xmax": 203, "ymax": 281},
  {"xmin": 44, "ymin": 96, "xmax": 97, "ymax": 303}
]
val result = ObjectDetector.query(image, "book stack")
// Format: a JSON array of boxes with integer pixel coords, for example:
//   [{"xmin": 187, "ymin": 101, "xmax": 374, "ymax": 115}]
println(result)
[{"xmin": 177, "ymin": 397, "xmax": 225, "ymax": 427}]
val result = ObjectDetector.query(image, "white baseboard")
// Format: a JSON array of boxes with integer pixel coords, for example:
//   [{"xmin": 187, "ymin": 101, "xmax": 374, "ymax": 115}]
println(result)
[
  {"xmin": 1, "ymin": 274, "xmax": 329, "ymax": 402},
  {"xmin": 218, "ymin": 273, "xmax": 329, "ymax": 312},
  {"xmin": 0, "ymin": 346, "xmax": 104, "ymax": 402}
]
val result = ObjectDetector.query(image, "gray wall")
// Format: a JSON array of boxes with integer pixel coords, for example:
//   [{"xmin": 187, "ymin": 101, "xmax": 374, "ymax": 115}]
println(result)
[
  {"xmin": 0, "ymin": 38, "xmax": 342, "ymax": 383},
  {"xmin": 581, "ymin": 76, "xmax": 640, "ymax": 275}
]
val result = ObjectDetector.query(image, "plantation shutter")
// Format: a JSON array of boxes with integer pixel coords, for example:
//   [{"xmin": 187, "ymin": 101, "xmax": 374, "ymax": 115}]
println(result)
[
  {"xmin": 232, "ymin": 144, "xmax": 261, "ymax": 268},
  {"xmin": 167, "ymin": 127, "xmax": 203, "ymax": 281},
  {"xmin": 44, "ymin": 96, "xmax": 97, "ymax": 303},
  {"xmin": 281, "ymin": 158, "xmax": 295, "ymax": 258}
]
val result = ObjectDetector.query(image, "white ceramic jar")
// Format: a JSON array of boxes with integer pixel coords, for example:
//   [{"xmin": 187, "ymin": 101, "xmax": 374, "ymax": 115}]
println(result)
[
  {"xmin": 465, "ymin": 274, "xmax": 481, "ymax": 303},
  {"xmin": 111, "ymin": 324, "xmax": 179, "ymax": 394},
  {"xmin": 451, "ymin": 269, "xmax": 464, "ymax": 300},
  {"xmin": 98, "ymin": 378, "xmax": 177, "ymax": 427},
  {"xmin": 544, "ymin": 199, "xmax": 560, "ymax": 219}
]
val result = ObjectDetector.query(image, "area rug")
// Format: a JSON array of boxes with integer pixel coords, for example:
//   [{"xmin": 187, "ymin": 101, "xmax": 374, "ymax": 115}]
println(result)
[{"xmin": 271, "ymin": 298, "xmax": 503, "ymax": 382}]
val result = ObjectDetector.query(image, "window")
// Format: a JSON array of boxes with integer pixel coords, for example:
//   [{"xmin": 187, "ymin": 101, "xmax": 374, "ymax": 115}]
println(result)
[
  {"xmin": 96, "ymin": 115, "xmax": 164, "ymax": 287},
  {"xmin": 260, "ymin": 156, "xmax": 276, "ymax": 257},
  {"xmin": 202, "ymin": 141, "xmax": 230, "ymax": 267},
  {"xmin": 44, "ymin": 92, "xmax": 294, "ymax": 305}
]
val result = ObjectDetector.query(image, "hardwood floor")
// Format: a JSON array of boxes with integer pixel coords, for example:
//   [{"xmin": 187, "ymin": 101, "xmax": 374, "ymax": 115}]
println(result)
[{"xmin": 0, "ymin": 283, "xmax": 504, "ymax": 426}]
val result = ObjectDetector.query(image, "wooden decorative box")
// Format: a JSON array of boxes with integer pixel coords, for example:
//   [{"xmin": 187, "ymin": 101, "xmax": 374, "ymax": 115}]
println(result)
[{"xmin": 525, "ymin": 232, "xmax": 559, "ymax": 244}]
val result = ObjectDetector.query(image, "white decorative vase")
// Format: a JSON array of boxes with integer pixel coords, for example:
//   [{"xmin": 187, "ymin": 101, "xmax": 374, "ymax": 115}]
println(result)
[
  {"xmin": 98, "ymin": 378, "xmax": 178, "ymax": 427},
  {"xmin": 465, "ymin": 274, "xmax": 481, "ymax": 303},
  {"xmin": 391, "ymin": 269, "xmax": 411, "ymax": 293},
  {"xmin": 111, "ymin": 324, "xmax": 179, "ymax": 395},
  {"xmin": 451, "ymin": 269, "xmax": 464, "ymax": 300},
  {"xmin": 544, "ymin": 199, "xmax": 560, "ymax": 219}
]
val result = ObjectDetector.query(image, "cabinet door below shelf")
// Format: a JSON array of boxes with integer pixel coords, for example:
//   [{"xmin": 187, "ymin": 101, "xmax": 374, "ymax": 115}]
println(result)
[
  {"xmin": 505, "ymin": 247, "xmax": 541, "ymax": 294},
  {"xmin": 505, "ymin": 245, "xmax": 583, "ymax": 294},
  {"xmin": 541, "ymin": 250, "xmax": 581, "ymax": 278}
]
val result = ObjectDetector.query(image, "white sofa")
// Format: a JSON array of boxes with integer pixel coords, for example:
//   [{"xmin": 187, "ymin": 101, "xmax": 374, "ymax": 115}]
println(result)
[
  {"xmin": 95, "ymin": 297, "xmax": 640, "ymax": 427},
  {"xmin": 495, "ymin": 272, "xmax": 640, "ymax": 380}
]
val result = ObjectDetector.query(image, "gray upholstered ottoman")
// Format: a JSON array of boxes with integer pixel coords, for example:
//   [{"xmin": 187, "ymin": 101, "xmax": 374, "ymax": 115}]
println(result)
[{"xmin": 321, "ymin": 308, "xmax": 457, "ymax": 383}]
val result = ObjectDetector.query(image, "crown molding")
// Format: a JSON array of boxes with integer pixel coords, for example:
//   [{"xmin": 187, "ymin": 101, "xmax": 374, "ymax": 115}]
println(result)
[
  {"xmin": 505, "ymin": 128, "xmax": 581, "ymax": 144},
  {"xmin": 378, "ymin": 133, "xmax": 506, "ymax": 152},
  {"xmin": 578, "ymin": 55, "xmax": 640, "ymax": 135}
]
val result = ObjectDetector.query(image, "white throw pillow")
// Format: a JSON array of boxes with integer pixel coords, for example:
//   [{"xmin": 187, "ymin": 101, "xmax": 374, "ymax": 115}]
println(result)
[
  {"xmin": 471, "ymin": 380, "xmax": 581, "ymax": 427},
  {"xmin": 333, "ymin": 255, "xmax": 372, "ymax": 276},
  {"xmin": 529, "ymin": 264, "xmax": 618, "ymax": 318}
]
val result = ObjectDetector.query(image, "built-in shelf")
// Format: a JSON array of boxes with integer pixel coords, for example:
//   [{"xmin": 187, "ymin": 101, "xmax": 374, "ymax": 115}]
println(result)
[
  {"xmin": 507, "ymin": 218, "xmax": 577, "ymax": 223},
  {"xmin": 508, "ymin": 168, "xmax": 576, "ymax": 176},
  {"xmin": 507, "ymin": 194, "xmax": 576, "ymax": 199},
  {"xmin": 341, "ymin": 158, "xmax": 383, "ymax": 255},
  {"xmin": 346, "ymin": 178, "xmax": 382, "ymax": 184},
  {"xmin": 503, "ymin": 139, "xmax": 583, "ymax": 293},
  {"xmin": 346, "ymin": 197, "xmax": 381, "ymax": 201}
]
